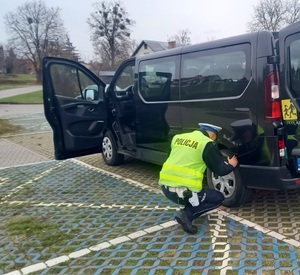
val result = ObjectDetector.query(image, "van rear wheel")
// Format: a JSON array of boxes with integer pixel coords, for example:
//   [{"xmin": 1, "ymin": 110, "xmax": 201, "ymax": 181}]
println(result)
[
  {"xmin": 207, "ymin": 168, "xmax": 245, "ymax": 207},
  {"xmin": 102, "ymin": 130, "xmax": 124, "ymax": 166},
  {"xmin": 206, "ymin": 150, "xmax": 250, "ymax": 207}
]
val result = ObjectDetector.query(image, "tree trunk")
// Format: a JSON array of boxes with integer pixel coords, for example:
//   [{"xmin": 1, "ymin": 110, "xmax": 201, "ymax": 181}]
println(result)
[{"xmin": 36, "ymin": 68, "xmax": 42, "ymax": 83}]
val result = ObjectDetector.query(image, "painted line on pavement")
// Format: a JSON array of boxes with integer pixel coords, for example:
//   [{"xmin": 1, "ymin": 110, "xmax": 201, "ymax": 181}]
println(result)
[
  {"xmin": 0, "ymin": 161, "xmax": 64, "ymax": 201},
  {"xmin": 0, "ymin": 200, "xmax": 180, "ymax": 211}
]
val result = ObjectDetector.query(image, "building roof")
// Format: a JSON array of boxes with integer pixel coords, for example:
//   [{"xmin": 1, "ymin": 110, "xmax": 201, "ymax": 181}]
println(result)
[
  {"xmin": 131, "ymin": 40, "xmax": 182, "ymax": 57},
  {"xmin": 99, "ymin": 71, "xmax": 115, "ymax": 77}
]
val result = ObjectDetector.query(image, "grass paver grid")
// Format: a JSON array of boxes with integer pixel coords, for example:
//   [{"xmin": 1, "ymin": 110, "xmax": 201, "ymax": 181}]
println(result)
[
  {"xmin": 22, "ymin": 216, "xmax": 300, "ymax": 274},
  {"xmin": 0, "ymin": 113, "xmax": 51, "ymax": 136},
  {"xmin": 1, "ymin": 160, "xmax": 300, "ymax": 274},
  {"xmin": 0, "ymin": 160, "xmax": 173, "ymax": 274},
  {"xmin": 3, "ymin": 115, "xmax": 300, "ymax": 273}
]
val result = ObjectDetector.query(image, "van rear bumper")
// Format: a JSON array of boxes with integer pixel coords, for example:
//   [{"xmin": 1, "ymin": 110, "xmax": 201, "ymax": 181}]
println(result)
[{"xmin": 239, "ymin": 165, "xmax": 300, "ymax": 190}]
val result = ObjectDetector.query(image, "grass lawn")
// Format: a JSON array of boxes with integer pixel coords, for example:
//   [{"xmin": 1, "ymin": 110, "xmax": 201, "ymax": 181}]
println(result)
[
  {"xmin": 0, "ymin": 74, "xmax": 42, "ymax": 135},
  {"xmin": 0, "ymin": 90, "xmax": 43, "ymax": 104},
  {"xmin": 0, "ymin": 74, "xmax": 39, "ymax": 91},
  {"xmin": 0, "ymin": 119, "xmax": 23, "ymax": 136}
]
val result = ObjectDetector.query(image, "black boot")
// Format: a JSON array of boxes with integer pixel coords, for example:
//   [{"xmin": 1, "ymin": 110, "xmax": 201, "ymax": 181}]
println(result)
[{"xmin": 175, "ymin": 210, "xmax": 198, "ymax": 234}]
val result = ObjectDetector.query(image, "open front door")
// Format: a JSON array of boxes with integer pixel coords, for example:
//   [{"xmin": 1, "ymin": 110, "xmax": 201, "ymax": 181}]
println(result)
[{"xmin": 43, "ymin": 57, "xmax": 108, "ymax": 160}]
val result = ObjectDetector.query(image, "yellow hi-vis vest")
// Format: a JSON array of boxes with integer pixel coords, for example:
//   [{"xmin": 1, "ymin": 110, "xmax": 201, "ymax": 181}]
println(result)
[{"xmin": 159, "ymin": 130, "xmax": 212, "ymax": 192}]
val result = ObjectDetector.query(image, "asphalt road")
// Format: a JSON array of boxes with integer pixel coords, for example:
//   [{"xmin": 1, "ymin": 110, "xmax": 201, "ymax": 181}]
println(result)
[
  {"xmin": 0, "ymin": 85, "xmax": 42, "ymax": 99},
  {"xmin": 0, "ymin": 86, "xmax": 43, "ymax": 116}
]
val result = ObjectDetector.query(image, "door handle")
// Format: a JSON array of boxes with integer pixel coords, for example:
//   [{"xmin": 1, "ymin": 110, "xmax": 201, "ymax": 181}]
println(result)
[{"xmin": 88, "ymin": 108, "xmax": 94, "ymax": 112}]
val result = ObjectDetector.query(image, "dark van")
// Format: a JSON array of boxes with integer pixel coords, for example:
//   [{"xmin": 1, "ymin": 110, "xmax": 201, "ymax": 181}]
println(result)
[{"xmin": 43, "ymin": 21, "xmax": 300, "ymax": 207}]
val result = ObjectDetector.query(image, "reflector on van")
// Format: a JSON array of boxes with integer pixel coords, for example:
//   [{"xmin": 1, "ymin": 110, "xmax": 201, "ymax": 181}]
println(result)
[{"xmin": 278, "ymin": 139, "xmax": 285, "ymax": 157}]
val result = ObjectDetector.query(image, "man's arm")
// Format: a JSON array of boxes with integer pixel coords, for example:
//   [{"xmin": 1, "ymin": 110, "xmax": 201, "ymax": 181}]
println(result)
[{"xmin": 202, "ymin": 142, "xmax": 238, "ymax": 176}]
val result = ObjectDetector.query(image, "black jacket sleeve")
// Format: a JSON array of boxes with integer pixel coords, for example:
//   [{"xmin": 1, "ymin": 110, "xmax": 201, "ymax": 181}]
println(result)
[{"xmin": 202, "ymin": 142, "xmax": 235, "ymax": 176}]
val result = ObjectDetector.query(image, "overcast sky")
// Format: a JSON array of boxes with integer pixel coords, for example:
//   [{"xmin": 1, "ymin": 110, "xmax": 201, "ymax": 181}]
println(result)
[{"xmin": 0, "ymin": 0, "xmax": 260, "ymax": 61}]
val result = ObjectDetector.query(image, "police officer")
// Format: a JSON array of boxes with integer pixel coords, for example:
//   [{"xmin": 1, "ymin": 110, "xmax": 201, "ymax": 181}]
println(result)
[{"xmin": 159, "ymin": 123, "xmax": 238, "ymax": 234}]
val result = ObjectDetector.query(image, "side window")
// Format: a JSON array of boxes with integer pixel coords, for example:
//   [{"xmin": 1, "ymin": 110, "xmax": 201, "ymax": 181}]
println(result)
[
  {"xmin": 289, "ymin": 39, "xmax": 300, "ymax": 97},
  {"xmin": 114, "ymin": 64, "xmax": 135, "ymax": 92},
  {"xmin": 181, "ymin": 44, "xmax": 251, "ymax": 100},
  {"xmin": 50, "ymin": 64, "xmax": 104, "ymax": 101},
  {"xmin": 138, "ymin": 56, "xmax": 179, "ymax": 101}
]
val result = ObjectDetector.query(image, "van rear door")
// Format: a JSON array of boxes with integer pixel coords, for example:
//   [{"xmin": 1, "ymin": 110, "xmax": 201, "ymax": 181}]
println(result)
[
  {"xmin": 43, "ymin": 57, "xmax": 108, "ymax": 160},
  {"xmin": 278, "ymin": 21, "xmax": 300, "ymax": 173}
]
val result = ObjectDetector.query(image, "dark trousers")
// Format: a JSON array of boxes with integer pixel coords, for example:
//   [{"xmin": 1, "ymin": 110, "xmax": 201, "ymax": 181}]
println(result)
[{"xmin": 161, "ymin": 186, "xmax": 224, "ymax": 221}]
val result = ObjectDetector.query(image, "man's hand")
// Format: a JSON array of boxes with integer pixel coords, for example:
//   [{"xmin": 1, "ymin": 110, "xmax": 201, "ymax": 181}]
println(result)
[{"xmin": 227, "ymin": 155, "xmax": 238, "ymax": 167}]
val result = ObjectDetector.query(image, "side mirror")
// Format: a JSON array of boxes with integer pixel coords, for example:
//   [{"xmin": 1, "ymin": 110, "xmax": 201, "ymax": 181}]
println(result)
[{"xmin": 84, "ymin": 89, "xmax": 97, "ymax": 101}]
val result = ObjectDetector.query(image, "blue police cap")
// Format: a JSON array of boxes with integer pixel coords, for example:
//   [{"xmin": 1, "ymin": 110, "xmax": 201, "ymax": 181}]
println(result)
[{"xmin": 198, "ymin": 123, "xmax": 222, "ymax": 134}]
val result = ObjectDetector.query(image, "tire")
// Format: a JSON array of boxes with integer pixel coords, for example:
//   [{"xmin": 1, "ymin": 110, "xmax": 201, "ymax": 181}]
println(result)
[
  {"xmin": 101, "ymin": 130, "xmax": 124, "ymax": 166},
  {"xmin": 206, "ymin": 149, "xmax": 251, "ymax": 207}
]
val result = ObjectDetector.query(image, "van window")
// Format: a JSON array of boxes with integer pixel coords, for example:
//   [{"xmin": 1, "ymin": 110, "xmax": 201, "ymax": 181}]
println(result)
[
  {"xmin": 50, "ymin": 64, "xmax": 103, "ymax": 100},
  {"xmin": 289, "ymin": 39, "xmax": 300, "ymax": 96},
  {"xmin": 138, "ymin": 56, "xmax": 179, "ymax": 101},
  {"xmin": 181, "ymin": 44, "xmax": 251, "ymax": 100},
  {"xmin": 114, "ymin": 65, "xmax": 135, "ymax": 90}
]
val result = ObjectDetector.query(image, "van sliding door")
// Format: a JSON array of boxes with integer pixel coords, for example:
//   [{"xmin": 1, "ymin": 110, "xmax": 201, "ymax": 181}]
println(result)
[{"xmin": 135, "ymin": 55, "xmax": 181, "ymax": 158}]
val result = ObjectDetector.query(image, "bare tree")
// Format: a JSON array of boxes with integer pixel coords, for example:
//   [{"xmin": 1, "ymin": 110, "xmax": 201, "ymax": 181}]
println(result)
[
  {"xmin": 248, "ymin": 0, "xmax": 300, "ymax": 32},
  {"xmin": 87, "ymin": 1, "xmax": 135, "ymax": 69},
  {"xmin": 4, "ymin": 0, "xmax": 67, "ymax": 82},
  {"xmin": 169, "ymin": 29, "xmax": 191, "ymax": 45},
  {"xmin": 93, "ymin": 38, "xmax": 137, "ymax": 69},
  {"xmin": 286, "ymin": 0, "xmax": 300, "ymax": 24}
]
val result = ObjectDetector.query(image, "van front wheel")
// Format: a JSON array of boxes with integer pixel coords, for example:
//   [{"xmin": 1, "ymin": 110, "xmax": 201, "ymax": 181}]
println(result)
[
  {"xmin": 207, "ymin": 167, "xmax": 247, "ymax": 207},
  {"xmin": 102, "ymin": 130, "xmax": 124, "ymax": 166}
]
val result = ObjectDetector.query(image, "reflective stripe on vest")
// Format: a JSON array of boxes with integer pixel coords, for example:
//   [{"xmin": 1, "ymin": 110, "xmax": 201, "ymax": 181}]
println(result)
[
  {"xmin": 159, "ymin": 163, "xmax": 204, "ymax": 191},
  {"xmin": 161, "ymin": 163, "xmax": 204, "ymax": 180}
]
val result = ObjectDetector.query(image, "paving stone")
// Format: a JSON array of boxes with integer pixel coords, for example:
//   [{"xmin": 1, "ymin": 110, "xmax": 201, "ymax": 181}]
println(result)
[{"xmin": 0, "ymin": 139, "xmax": 48, "ymax": 168}]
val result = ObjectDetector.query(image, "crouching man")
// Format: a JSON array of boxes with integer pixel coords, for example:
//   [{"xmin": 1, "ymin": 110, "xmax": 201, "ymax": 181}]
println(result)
[{"xmin": 159, "ymin": 123, "xmax": 238, "ymax": 234}]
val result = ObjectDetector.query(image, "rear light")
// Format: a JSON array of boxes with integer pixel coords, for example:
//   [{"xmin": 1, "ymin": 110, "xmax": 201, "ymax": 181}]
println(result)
[
  {"xmin": 264, "ymin": 72, "xmax": 282, "ymax": 121},
  {"xmin": 265, "ymin": 72, "xmax": 286, "ymax": 158},
  {"xmin": 278, "ymin": 138, "xmax": 285, "ymax": 157}
]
